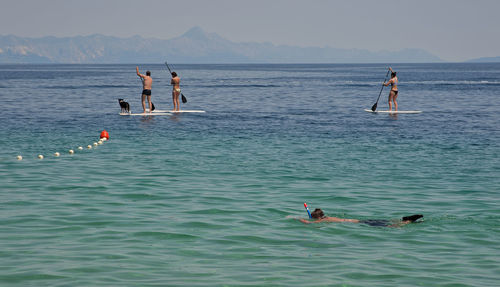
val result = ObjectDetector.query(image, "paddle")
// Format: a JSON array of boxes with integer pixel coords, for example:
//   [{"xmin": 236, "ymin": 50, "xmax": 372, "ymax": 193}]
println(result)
[
  {"xmin": 371, "ymin": 68, "xmax": 391, "ymax": 111},
  {"xmin": 164, "ymin": 61, "xmax": 187, "ymax": 103}
]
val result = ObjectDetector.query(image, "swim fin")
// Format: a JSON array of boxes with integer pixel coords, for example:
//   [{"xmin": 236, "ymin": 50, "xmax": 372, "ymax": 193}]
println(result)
[{"xmin": 402, "ymin": 214, "xmax": 423, "ymax": 222}]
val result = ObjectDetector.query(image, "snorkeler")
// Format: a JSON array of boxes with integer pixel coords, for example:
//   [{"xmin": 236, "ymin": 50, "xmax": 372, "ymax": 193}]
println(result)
[{"xmin": 299, "ymin": 208, "xmax": 423, "ymax": 227}]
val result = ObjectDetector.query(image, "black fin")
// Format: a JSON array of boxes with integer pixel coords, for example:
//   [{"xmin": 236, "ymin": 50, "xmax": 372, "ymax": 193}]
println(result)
[{"xmin": 402, "ymin": 214, "xmax": 423, "ymax": 222}]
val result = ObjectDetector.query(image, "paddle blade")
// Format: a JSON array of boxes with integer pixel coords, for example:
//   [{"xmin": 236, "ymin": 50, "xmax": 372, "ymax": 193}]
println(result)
[
  {"xmin": 371, "ymin": 102, "xmax": 377, "ymax": 111},
  {"xmin": 181, "ymin": 94, "xmax": 187, "ymax": 103}
]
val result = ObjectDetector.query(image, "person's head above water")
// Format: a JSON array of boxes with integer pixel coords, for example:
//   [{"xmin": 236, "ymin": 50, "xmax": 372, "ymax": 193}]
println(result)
[
  {"xmin": 171, "ymin": 72, "xmax": 177, "ymax": 77},
  {"xmin": 391, "ymin": 71, "xmax": 397, "ymax": 78},
  {"xmin": 146, "ymin": 71, "xmax": 151, "ymax": 76},
  {"xmin": 311, "ymin": 208, "xmax": 325, "ymax": 219}
]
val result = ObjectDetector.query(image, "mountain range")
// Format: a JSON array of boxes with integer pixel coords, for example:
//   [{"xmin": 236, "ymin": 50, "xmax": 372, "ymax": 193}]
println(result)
[
  {"xmin": 0, "ymin": 26, "xmax": 446, "ymax": 64},
  {"xmin": 466, "ymin": 56, "xmax": 500, "ymax": 63}
]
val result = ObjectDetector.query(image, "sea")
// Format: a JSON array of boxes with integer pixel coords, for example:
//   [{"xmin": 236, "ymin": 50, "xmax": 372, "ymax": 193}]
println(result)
[{"xmin": 0, "ymin": 63, "xmax": 499, "ymax": 287}]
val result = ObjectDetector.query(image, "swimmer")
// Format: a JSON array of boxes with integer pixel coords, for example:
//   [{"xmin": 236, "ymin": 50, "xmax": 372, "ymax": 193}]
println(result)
[{"xmin": 299, "ymin": 208, "xmax": 423, "ymax": 227}]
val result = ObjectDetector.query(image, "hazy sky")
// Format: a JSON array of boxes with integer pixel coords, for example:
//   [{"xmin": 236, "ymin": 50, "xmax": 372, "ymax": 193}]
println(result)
[{"xmin": 1, "ymin": 0, "xmax": 499, "ymax": 61}]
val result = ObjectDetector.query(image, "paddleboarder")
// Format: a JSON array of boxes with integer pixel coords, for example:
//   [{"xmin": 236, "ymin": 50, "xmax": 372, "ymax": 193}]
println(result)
[
  {"xmin": 171, "ymin": 71, "xmax": 181, "ymax": 111},
  {"xmin": 383, "ymin": 67, "xmax": 398, "ymax": 111},
  {"xmin": 136, "ymin": 67, "xmax": 153, "ymax": 113},
  {"xmin": 299, "ymin": 208, "xmax": 423, "ymax": 228}
]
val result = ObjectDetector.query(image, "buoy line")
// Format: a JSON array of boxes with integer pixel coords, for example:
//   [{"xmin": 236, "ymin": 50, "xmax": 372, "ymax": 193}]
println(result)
[{"xmin": 16, "ymin": 130, "xmax": 110, "ymax": 161}]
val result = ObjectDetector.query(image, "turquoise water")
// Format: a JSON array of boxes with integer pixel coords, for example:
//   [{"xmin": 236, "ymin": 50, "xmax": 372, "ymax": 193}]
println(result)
[{"xmin": 0, "ymin": 63, "xmax": 499, "ymax": 286}]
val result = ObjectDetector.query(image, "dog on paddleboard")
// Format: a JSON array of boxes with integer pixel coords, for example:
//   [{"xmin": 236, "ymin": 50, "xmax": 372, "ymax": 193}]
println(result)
[
  {"xmin": 118, "ymin": 99, "xmax": 130, "ymax": 113},
  {"xmin": 119, "ymin": 99, "xmax": 156, "ymax": 113}
]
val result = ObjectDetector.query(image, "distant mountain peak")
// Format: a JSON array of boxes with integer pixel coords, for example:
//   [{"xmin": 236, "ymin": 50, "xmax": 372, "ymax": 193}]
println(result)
[
  {"xmin": 181, "ymin": 26, "xmax": 210, "ymax": 40},
  {"xmin": 177, "ymin": 26, "xmax": 228, "ymax": 44}
]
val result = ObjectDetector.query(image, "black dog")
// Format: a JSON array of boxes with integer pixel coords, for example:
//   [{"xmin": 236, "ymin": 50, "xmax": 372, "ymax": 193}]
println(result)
[{"xmin": 118, "ymin": 99, "xmax": 130, "ymax": 113}]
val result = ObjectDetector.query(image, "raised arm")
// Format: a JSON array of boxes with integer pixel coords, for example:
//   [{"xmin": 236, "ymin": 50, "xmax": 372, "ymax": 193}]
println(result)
[{"xmin": 136, "ymin": 66, "xmax": 145, "ymax": 79}]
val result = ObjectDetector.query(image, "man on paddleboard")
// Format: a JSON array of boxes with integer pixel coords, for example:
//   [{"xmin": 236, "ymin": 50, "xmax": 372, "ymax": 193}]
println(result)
[
  {"xmin": 171, "ymin": 71, "xmax": 181, "ymax": 111},
  {"xmin": 299, "ymin": 208, "xmax": 423, "ymax": 228},
  {"xmin": 383, "ymin": 67, "xmax": 398, "ymax": 111},
  {"xmin": 136, "ymin": 67, "xmax": 153, "ymax": 113}
]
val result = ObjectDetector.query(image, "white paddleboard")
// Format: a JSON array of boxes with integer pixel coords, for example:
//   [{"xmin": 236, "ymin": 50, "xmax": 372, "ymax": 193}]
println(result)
[
  {"xmin": 120, "ymin": 112, "xmax": 171, "ymax": 116},
  {"xmin": 145, "ymin": 109, "xmax": 172, "ymax": 113},
  {"xmin": 364, "ymin": 109, "xmax": 422, "ymax": 114},
  {"xmin": 153, "ymin": 110, "xmax": 206, "ymax": 113}
]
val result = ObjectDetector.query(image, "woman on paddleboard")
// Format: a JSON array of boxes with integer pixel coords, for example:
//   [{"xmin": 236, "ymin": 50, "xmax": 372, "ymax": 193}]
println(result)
[
  {"xmin": 383, "ymin": 67, "xmax": 398, "ymax": 111},
  {"xmin": 171, "ymin": 71, "xmax": 181, "ymax": 112}
]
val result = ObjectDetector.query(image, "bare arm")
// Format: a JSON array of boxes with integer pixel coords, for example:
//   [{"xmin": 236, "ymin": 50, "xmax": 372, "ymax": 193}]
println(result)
[
  {"xmin": 299, "ymin": 218, "xmax": 336, "ymax": 224},
  {"xmin": 384, "ymin": 78, "xmax": 394, "ymax": 87},
  {"xmin": 299, "ymin": 217, "xmax": 359, "ymax": 224},
  {"xmin": 299, "ymin": 218, "xmax": 328, "ymax": 224},
  {"xmin": 136, "ymin": 66, "xmax": 145, "ymax": 79},
  {"xmin": 383, "ymin": 67, "xmax": 395, "ymax": 86}
]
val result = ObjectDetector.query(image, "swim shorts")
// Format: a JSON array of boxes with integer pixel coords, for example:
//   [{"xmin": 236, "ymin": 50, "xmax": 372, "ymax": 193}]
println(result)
[{"xmin": 142, "ymin": 89, "xmax": 151, "ymax": 96}]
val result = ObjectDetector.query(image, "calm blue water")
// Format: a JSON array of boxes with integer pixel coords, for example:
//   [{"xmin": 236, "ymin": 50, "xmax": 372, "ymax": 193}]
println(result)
[{"xmin": 0, "ymin": 63, "xmax": 499, "ymax": 286}]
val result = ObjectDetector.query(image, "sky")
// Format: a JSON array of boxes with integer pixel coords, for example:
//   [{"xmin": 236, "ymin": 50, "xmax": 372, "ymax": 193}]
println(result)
[{"xmin": 0, "ymin": 0, "xmax": 499, "ymax": 62}]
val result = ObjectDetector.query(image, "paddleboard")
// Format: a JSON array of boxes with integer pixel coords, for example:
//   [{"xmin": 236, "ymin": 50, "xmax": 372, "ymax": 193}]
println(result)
[
  {"xmin": 145, "ymin": 109, "xmax": 171, "ymax": 113},
  {"xmin": 364, "ymin": 109, "xmax": 422, "ymax": 114},
  {"xmin": 153, "ymin": 110, "xmax": 206, "ymax": 113},
  {"xmin": 120, "ymin": 112, "xmax": 171, "ymax": 116}
]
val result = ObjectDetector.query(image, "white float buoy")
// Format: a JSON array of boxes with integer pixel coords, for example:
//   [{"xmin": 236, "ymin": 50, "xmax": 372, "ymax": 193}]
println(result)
[
  {"xmin": 38, "ymin": 154, "xmax": 44, "ymax": 159},
  {"xmin": 87, "ymin": 145, "xmax": 92, "ymax": 149},
  {"xmin": 69, "ymin": 149, "xmax": 74, "ymax": 154},
  {"xmin": 98, "ymin": 140, "xmax": 103, "ymax": 145},
  {"xmin": 101, "ymin": 137, "xmax": 107, "ymax": 142},
  {"xmin": 78, "ymin": 146, "xmax": 83, "ymax": 150},
  {"xmin": 54, "ymin": 152, "xmax": 60, "ymax": 157},
  {"xmin": 16, "ymin": 155, "xmax": 23, "ymax": 161},
  {"xmin": 93, "ymin": 142, "xmax": 98, "ymax": 146}
]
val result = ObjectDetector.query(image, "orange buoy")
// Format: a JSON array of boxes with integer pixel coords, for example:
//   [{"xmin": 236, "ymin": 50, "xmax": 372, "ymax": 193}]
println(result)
[{"xmin": 100, "ymin": 130, "xmax": 109, "ymax": 140}]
